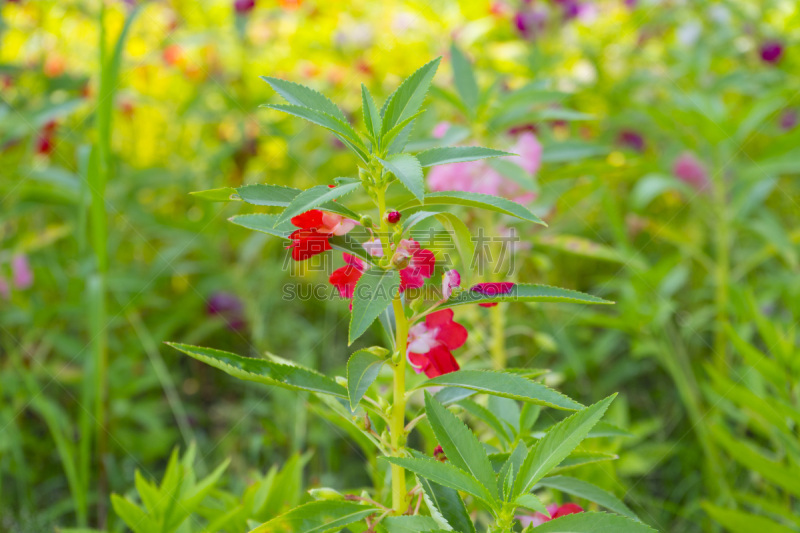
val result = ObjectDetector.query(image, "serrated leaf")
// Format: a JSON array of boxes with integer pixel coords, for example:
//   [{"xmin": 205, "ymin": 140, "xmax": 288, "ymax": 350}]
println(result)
[
  {"xmin": 229, "ymin": 214, "xmax": 294, "ymax": 239},
  {"xmin": 499, "ymin": 441, "xmax": 528, "ymax": 499},
  {"xmin": 536, "ymin": 476, "xmax": 639, "ymax": 521},
  {"xmin": 248, "ymin": 500, "xmax": 378, "ymax": 533},
  {"xmin": 457, "ymin": 399, "xmax": 512, "ymax": 445},
  {"xmin": 378, "ymin": 154, "xmax": 425, "ymax": 201},
  {"xmin": 361, "ymin": 84, "xmax": 382, "ymax": 144},
  {"xmin": 516, "ymin": 493, "xmax": 548, "ymax": 515},
  {"xmin": 382, "ymin": 456, "xmax": 495, "ymax": 504},
  {"xmin": 413, "ymin": 191, "xmax": 545, "ymax": 225},
  {"xmin": 381, "ymin": 57, "xmax": 441, "ymax": 135},
  {"xmin": 190, "ymin": 186, "xmax": 237, "ymax": 202},
  {"xmin": 424, "ymin": 393, "xmax": 498, "ymax": 500},
  {"xmin": 262, "ymin": 104, "xmax": 368, "ymax": 162},
  {"xmin": 450, "ymin": 43, "xmax": 479, "ymax": 113},
  {"xmin": 260, "ymin": 76, "xmax": 349, "ymax": 122},
  {"xmin": 418, "ymin": 370, "xmax": 583, "ymax": 411},
  {"xmin": 110, "ymin": 495, "xmax": 157, "ymax": 533},
  {"xmin": 437, "ymin": 283, "xmax": 613, "ymax": 310},
  {"xmin": 514, "ymin": 395, "xmax": 615, "ymax": 498},
  {"xmin": 382, "ymin": 110, "xmax": 424, "ymax": 152},
  {"xmin": 237, "ymin": 184, "xmax": 301, "ymax": 206},
  {"xmin": 419, "ymin": 478, "xmax": 476, "ymax": 533},
  {"xmin": 382, "ymin": 515, "xmax": 442, "ymax": 533},
  {"xmin": 166, "ymin": 343, "xmax": 347, "ymax": 398},
  {"xmin": 275, "ymin": 182, "xmax": 361, "ymax": 226},
  {"xmin": 346, "ymin": 349, "xmax": 386, "ymax": 410},
  {"xmin": 525, "ymin": 512, "xmax": 656, "ymax": 533},
  {"xmin": 553, "ymin": 450, "xmax": 618, "ymax": 472},
  {"xmin": 349, "ymin": 269, "xmax": 401, "ymax": 344},
  {"xmin": 416, "ymin": 147, "xmax": 513, "ymax": 167}
]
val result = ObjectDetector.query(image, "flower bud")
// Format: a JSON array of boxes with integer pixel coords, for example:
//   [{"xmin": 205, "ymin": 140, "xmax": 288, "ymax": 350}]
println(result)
[
  {"xmin": 385, "ymin": 211, "xmax": 402, "ymax": 224},
  {"xmin": 359, "ymin": 214, "xmax": 374, "ymax": 228},
  {"xmin": 365, "ymin": 346, "xmax": 390, "ymax": 357},
  {"xmin": 335, "ymin": 376, "xmax": 348, "ymax": 387},
  {"xmin": 309, "ymin": 488, "xmax": 344, "ymax": 501}
]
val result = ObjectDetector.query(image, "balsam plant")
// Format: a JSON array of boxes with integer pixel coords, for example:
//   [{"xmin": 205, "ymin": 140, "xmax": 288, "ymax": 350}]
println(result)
[{"xmin": 170, "ymin": 59, "xmax": 654, "ymax": 532}]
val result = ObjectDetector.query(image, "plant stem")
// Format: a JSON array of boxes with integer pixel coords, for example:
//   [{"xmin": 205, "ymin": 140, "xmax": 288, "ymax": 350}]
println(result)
[
  {"xmin": 390, "ymin": 297, "xmax": 409, "ymax": 514},
  {"xmin": 490, "ymin": 303, "xmax": 506, "ymax": 370},
  {"xmin": 712, "ymin": 165, "xmax": 730, "ymax": 371}
]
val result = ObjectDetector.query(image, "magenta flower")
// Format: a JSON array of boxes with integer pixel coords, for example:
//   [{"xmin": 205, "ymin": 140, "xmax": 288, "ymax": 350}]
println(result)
[
  {"xmin": 673, "ymin": 151, "xmax": 710, "ymax": 192},
  {"xmin": 760, "ymin": 41, "xmax": 783, "ymax": 64},
  {"xmin": 517, "ymin": 503, "xmax": 584, "ymax": 528},
  {"xmin": 780, "ymin": 109, "xmax": 797, "ymax": 131},
  {"xmin": 233, "ymin": 0, "xmax": 255, "ymax": 14},
  {"xmin": 11, "ymin": 254, "xmax": 33, "ymax": 289},
  {"xmin": 207, "ymin": 291, "xmax": 246, "ymax": 331},
  {"xmin": 617, "ymin": 130, "xmax": 645, "ymax": 152},
  {"xmin": 407, "ymin": 309, "xmax": 467, "ymax": 378},
  {"xmin": 385, "ymin": 211, "xmax": 402, "ymax": 224},
  {"xmin": 471, "ymin": 282, "xmax": 514, "ymax": 308},
  {"xmin": 427, "ymin": 133, "xmax": 541, "ymax": 203}
]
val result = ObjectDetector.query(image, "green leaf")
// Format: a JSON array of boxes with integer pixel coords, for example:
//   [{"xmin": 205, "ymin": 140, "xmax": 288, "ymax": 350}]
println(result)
[
  {"xmin": 514, "ymin": 395, "xmax": 615, "ymax": 498},
  {"xmin": 553, "ymin": 450, "xmax": 618, "ymax": 472},
  {"xmin": 457, "ymin": 399, "xmax": 512, "ymax": 445},
  {"xmin": 166, "ymin": 343, "xmax": 347, "ymax": 398},
  {"xmin": 416, "ymin": 191, "xmax": 545, "ymax": 225},
  {"xmin": 260, "ymin": 76, "xmax": 349, "ymax": 122},
  {"xmin": 437, "ymin": 283, "xmax": 613, "ymax": 310},
  {"xmin": 361, "ymin": 84, "xmax": 382, "ymax": 143},
  {"xmin": 516, "ymin": 493, "xmax": 549, "ymax": 515},
  {"xmin": 382, "ymin": 515, "xmax": 443, "ymax": 533},
  {"xmin": 229, "ymin": 214, "xmax": 294, "ymax": 239},
  {"xmin": 382, "ymin": 110, "xmax": 425, "ymax": 152},
  {"xmin": 237, "ymin": 184, "xmax": 301, "ymax": 206},
  {"xmin": 419, "ymin": 370, "xmax": 583, "ymax": 410},
  {"xmin": 378, "ymin": 153, "xmax": 425, "ymax": 201},
  {"xmin": 381, "ymin": 57, "xmax": 441, "ymax": 135},
  {"xmin": 536, "ymin": 476, "xmax": 639, "ymax": 521},
  {"xmin": 416, "ymin": 146, "xmax": 513, "ymax": 167},
  {"xmin": 349, "ymin": 269, "xmax": 401, "ymax": 344},
  {"xmin": 262, "ymin": 104, "xmax": 369, "ymax": 162},
  {"xmin": 525, "ymin": 512, "xmax": 656, "ymax": 533},
  {"xmin": 382, "ymin": 456, "xmax": 495, "ymax": 504},
  {"xmin": 434, "ymin": 212, "xmax": 475, "ymax": 273},
  {"xmin": 703, "ymin": 503, "xmax": 798, "ymax": 533},
  {"xmin": 275, "ymin": 182, "xmax": 362, "ymax": 226},
  {"xmin": 249, "ymin": 500, "xmax": 378, "ymax": 533},
  {"xmin": 450, "ymin": 43, "xmax": 479, "ymax": 113},
  {"xmin": 110, "ymin": 495, "xmax": 157, "ymax": 533},
  {"xmin": 424, "ymin": 392, "xmax": 498, "ymax": 500},
  {"xmin": 190, "ymin": 186, "xmax": 237, "ymax": 202},
  {"xmin": 346, "ymin": 349, "xmax": 386, "ymax": 410},
  {"xmin": 498, "ymin": 442, "xmax": 529, "ymax": 499},
  {"xmin": 418, "ymin": 478, "xmax": 476, "ymax": 533}
]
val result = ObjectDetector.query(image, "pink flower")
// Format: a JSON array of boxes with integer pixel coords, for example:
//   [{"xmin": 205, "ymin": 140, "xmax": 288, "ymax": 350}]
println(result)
[
  {"xmin": 673, "ymin": 152, "xmax": 710, "ymax": 192},
  {"xmin": 407, "ymin": 309, "xmax": 467, "ymax": 378},
  {"xmin": 432, "ymin": 122, "xmax": 451, "ymax": 138},
  {"xmin": 471, "ymin": 282, "xmax": 514, "ymax": 307},
  {"xmin": 442, "ymin": 269, "xmax": 461, "ymax": 300},
  {"xmin": 11, "ymin": 254, "xmax": 33, "ymax": 289},
  {"xmin": 287, "ymin": 210, "xmax": 356, "ymax": 261},
  {"xmin": 517, "ymin": 503, "xmax": 583, "ymax": 528},
  {"xmin": 427, "ymin": 133, "xmax": 541, "ymax": 203},
  {"xmin": 234, "ymin": 0, "xmax": 255, "ymax": 14}
]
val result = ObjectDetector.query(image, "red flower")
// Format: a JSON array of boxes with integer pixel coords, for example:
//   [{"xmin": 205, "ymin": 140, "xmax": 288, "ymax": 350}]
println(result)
[
  {"xmin": 433, "ymin": 445, "xmax": 447, "ymax": 461},
  {"xmin": 385, "ymin": 211, "xmax": 402, "ymax": 224},
  {"xmin": 288, "ymin": 210, "xmax": 356, "ymax": 261},
  {"xmin": 329, "ymin": 253, "xmax": 367, "ymax": 299},
  {"xmin": 407, "ymin": 309, "xmax": 467, "ymax": 378},
  {"xmin": 471, "ymin": 282, "xmax": 515, "ymax": 307},
  {"xmin": 517, "ymin": 503, "xmax": 583, "ymax": 528}
]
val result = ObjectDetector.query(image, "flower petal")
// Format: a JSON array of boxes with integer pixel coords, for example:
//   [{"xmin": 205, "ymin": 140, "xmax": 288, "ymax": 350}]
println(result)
[{"xmin": 291, "ymin": 210, "xmax": 324, "ymax": 229}]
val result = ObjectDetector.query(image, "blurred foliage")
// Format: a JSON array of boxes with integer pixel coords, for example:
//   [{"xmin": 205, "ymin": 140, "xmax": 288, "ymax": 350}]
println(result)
[{"xmin": 1, "ymin": 0, "xmax": 799, "ymax": 531}]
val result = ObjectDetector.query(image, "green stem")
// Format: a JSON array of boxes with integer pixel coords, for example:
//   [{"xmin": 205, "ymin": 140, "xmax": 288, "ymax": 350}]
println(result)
[
  {"xmin": 390, "ymin": 298, "xmax": 409, "ymax": 514},
  {"xmin": 490, "ymin": 303, "xmax": 506, "ymax": 370},
  {"xmin": 712, "ymin": 167, "xmax": 730, "ymax": 371}
]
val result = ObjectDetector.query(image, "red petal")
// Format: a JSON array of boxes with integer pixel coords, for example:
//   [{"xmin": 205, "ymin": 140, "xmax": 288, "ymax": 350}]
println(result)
[
  {"xmin": 399, "ymin": 268, "xmax": 424, "ymax": 292},
  {"xmin": 552, "ymin": 504, "xmax": 583, "ymax": 519},
  {"xmin": 408, "ymin": 351, "xmax": 431, "ymax": 373},
  {"xmin": 329, "ymin": 265, "xmax": 362, "ymax": 299},
  {"xmin": 290, "ymin": 229, "xmax": 331, "ymax": 261},
  {"xmin": 343, "ymin": 253, "xmax": 365, "ymax": 271},
  {"xmin": 479, "ymin": 302, "xmax": 498, "ymax": 308},
  {"xmin": 411, "ymin": 248, "xmax": 436, "ymax": 278},
  {"xmin": 425, "ymin": 309, "xmax": 454, "ymax": 327},
  {"xmin": 435, "ymin": 320, "xmax": 468, "ymax": 350},
  {"xmin": 290, "ymin": 210, "xmax": 324, "ymax": 229},
  {"xmin": 424, "ymin": 345, "xmax": 459, "ymax": 378}
]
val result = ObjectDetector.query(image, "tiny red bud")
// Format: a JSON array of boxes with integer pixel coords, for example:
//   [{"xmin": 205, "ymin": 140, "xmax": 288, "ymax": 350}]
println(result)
[{"xmin": 385, "ymin": 211, "xmax": 401, "ymax": 224}]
